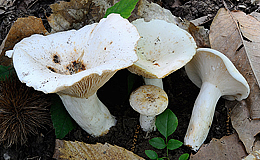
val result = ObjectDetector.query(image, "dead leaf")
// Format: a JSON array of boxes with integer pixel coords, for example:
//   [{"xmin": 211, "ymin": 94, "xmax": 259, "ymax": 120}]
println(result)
[
  {"xmin": 230, "ymin": 101, "xmax": 260, "ymax": 153},
  {"xmin": 53, "ymin": 139, "xmax": 145, "ymax": 160},
  {"xmin": 0, "ymin": 16, "xmax": 48, "ymax": 66},
  {"xmin": 243, "ymin": 150, "xmax": 260, "ymax": 160},
  {"xmin": 209, "ymin": 8, "xmax": 260, "ymax": 120},
  {"xmin": 209, "ymin": 7, "xmax": 260, "ymax": 153},
  {"xmin": 190, "ymin": 133, "xmax": 247, "ymax": 160},
  {"xmin": 129, "ymin": 0, "xmax": 180, "ymax": 24},
  {"xmin": 250, "ymin": 12, "xmax": 260, "ymax": 21},
  {"xmin": 187, "ymin": 21, "xmax": 210, "ymax": 48},
  {"xmin": 47, "ymin": 0, "xmax": 118, "ymax": 33}
]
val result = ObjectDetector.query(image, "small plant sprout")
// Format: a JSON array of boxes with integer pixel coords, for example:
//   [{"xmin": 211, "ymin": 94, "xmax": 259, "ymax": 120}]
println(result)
[{"xmin": 145, "ymin": 109, "xmax": 189, "ymax": 160}]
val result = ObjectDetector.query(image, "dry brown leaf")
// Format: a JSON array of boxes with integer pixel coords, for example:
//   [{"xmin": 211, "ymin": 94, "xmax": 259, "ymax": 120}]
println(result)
[
  {"xmin": 250, "ymin": 12, "xmax": 260, "ymax": 21},
  {"xmin": 0, "ymin": 16, "xmax": 48, "ymax": 66},
  {"xmin": 209, "ymin": 8, "xmax": 260, "ymax": 153},
  {"xmin": 47, "ymin": 0, "xmax": 118, "ymax": 33},
  {"xmin": 230, "ymin": 101, "xmax": 260, "ymax": 153},
  {"xmin": 129, "ymin": 0, "xmax": 180, "ymax": 23},
  {"xmin": 190, "ymin": 133, "xmax": 247, "ymax": 160},
  {"xmin": 243, "ymin": 150, "xmax": 260, "ymax": 160},
  {"xmin": 53, "ymin": 139, "xmax": 145, "ymax": 160},
  {"xmin": 209, "ymin": 8, "xmax": 260, "ymax": 120},
  {"xmin": 187, "ymin": 22, "xmax": 210, "ymax": 48}
]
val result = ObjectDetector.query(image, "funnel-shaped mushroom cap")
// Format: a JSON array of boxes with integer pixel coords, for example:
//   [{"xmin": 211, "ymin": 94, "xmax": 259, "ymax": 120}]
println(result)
[
  {"xmin": 185, "ymin": 48, "xmax": 250, "ymax": 100},
  {"xmin": 128, "ymin": 19, "xmax": 197, "ymax": 79},
  {"xmin": 6, "ymin": 14, "xmax": 140, "ymax": 98}
]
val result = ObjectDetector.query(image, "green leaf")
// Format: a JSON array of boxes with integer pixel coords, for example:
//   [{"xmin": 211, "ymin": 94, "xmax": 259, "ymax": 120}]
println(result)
[
  {"xmin": 145, "ymin": 150, "xmax": 158, "ymax": 160},
  {"xmin": 50, "ymin": 94, "xmax": 77, "ymax": 139},
  {"xmin": 149, "ymin": 137, "xmax": 166, "ymax": 149},
  {"xmin": 179, "ymin": 153, "xmax": 189, "ymax": 160},
  {"xmin": 167, "ymin": 139, "xmax": 183, "ymax": 150},
  {"xmin": 104, "ymin": 0, "xmax": 139, "ymax": 18},
  {"xmin": 0, "ymin": 65, "xmax": 14, "ymax": 80},
  {"xmin": 156, "ymin": 109, "xmax": 178, "ymax": 138},
  {"xmin": 127, "ymin": 73, "xmax": 138, "ymax": 95}
]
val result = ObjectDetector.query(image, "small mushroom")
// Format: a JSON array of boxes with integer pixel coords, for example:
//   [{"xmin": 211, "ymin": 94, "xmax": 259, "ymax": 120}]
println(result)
[
  {"xmin": 184, "ymin": 48, "xmax": 250, "ymax": 151},
  {"xmin": 6, "ymin": 14, "xmax": 140, "ymax": 137},
  {"xmin": 128, "ymin": 19, "xmax": 197, "ymax": 89},
  {"xmin": 129, "ymin": 85, "xmax": 168, "ymax": 132}
]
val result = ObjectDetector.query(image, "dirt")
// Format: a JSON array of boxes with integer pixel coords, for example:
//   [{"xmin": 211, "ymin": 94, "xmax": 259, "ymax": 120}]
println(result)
[{"xmin": 0, "ymin": 0, "xmax": 259, "ymax": 159}]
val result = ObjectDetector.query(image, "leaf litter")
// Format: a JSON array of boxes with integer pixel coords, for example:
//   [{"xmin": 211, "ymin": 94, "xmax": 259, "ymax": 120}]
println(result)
[
  {"xmin": 209, "ymin": 6, "xmax": 260, "ymax": 154},
  {"xmin": 190, "ymin": 133, "xmax": 247, "ymax": 160}
]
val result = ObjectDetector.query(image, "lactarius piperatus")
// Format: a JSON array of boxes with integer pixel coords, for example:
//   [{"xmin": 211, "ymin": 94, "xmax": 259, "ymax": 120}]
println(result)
[
  {"xmin": 129, "ymin": 85, "xmax": 168, "ymax": 132},
  {"xmin": 5, "ymin": 14, "xmax": 140, "ymax": 137},
  {"xmin": 128, "ymin": 19, "xmax": 197, "ymax": 89},
  {"xmin": 184, "ymin": 48, "xmax": 250, "ymax": 151}
]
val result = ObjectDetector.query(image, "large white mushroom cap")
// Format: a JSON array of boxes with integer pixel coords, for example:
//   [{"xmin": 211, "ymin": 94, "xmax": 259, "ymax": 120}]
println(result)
[
  {"xmin": 6, "ymin": 14, "xmax": 140, "ymax": 98},
  {"xmin": 128, "ymin": 19, "xmax": 197, "ymax": 79},
  {"xmin": 185, "ymin": 48, "xmax": 250, "ymax": 101}
]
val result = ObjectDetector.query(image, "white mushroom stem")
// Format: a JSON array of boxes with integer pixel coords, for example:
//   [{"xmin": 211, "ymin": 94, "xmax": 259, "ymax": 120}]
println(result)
[
  {"xmin": 184, "ymin": 81, "xmax": 221, "ymax": 151},
  {"xmin": 58, "ymin": 93, "xmax": 116, "ymax": 137},
  {"xmin": 140, "ymin": 115, "xmax": 157, "ymax": 132},
  {"xmin": 143, "ymin": 77, "xmax": 164, "ymax": 89}
]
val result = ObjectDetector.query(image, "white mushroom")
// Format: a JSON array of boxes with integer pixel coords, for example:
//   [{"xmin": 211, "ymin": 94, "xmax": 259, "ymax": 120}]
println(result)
[
  {"xmin": 129, "ymin": 85, "xmax": 168, "ymax": 132},
  {"xmin": 184, "ymin": 48, "xmax": 250, "ymax": 151},
  {"xmin": 128, "ymin": 19, "xmax": 197, "ymax": 89},
  {"xmin": 5, "ymin": 14, "xmax": 140, "ymax": 137}
]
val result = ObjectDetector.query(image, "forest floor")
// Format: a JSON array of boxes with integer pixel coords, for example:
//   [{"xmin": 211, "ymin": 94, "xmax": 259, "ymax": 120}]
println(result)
[{"xmin": 0, "ymin": 0, "xmax": 259, "ymax": 159}]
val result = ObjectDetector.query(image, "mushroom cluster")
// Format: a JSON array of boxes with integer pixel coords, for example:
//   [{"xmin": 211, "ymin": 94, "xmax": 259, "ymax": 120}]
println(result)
[
  {"xmin": 127, "ymin": 18, "xmax": 250, "ymax": 152},
  {"xmin": 6, "ymin": 14, "xmax": 140, "ymax": 137},
  {"xmin": 5, "ymin": 11, "xmax": 250, "ymax": 154}
]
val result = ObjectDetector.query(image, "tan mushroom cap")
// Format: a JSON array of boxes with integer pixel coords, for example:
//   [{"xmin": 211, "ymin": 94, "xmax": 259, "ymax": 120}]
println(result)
[
  {"xmin": 6, "ymin": 14, "xmax": 140, "ymax": 98},
  {"xmin": 128, "ymin": 19, "xmax": 197, "ymax": 79},
  {"xmin": 129, "ymin": 85, "xmax": 168, "ymax": 116}
]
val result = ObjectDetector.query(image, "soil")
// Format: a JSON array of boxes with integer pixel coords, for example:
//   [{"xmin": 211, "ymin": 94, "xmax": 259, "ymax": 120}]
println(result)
[{"xmin": 0, "ymin": 0, "xmax": 259, "ymax": 160}]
